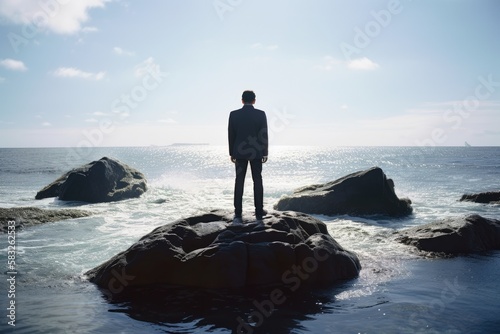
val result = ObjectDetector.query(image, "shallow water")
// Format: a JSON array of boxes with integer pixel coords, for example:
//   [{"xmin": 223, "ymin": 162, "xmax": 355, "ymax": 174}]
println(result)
[{"xmin": 0, "ymin": 146, "xmax": 499, "ymax": 333}]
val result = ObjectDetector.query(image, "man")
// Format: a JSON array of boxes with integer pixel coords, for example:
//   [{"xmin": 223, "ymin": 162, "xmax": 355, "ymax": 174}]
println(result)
[{"xmin": 228, "ymin": 90, "xmax": 268, "ymax": 222}]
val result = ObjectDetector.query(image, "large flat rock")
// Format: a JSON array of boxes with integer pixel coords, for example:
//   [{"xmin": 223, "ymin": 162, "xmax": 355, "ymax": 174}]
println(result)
[
  {"xmin": 85, "ymin": 210, "xmax": 361, "ymax": 295},
  {"xmin": 395, "ymin": 214, "xmax": 500, "ymax": 255},
  {"xmin": 274, "ymin": 167, "xmax": 412, "ymax": 217},
  {"xmin": 35, "ymin": 157, "xmax": 147, "ymax": 203},
  {"xmin": 460, "ymin": 191, "xmax": 500, "ymax": 204},
  {"xmin": 0, "ymin": 207, "xmax": 92, "ymax": 232}
]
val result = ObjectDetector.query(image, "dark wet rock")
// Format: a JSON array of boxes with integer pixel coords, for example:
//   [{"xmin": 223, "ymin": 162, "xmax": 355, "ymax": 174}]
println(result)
[
  {"xmin": 460, "ymin": 191, "xmax": 500, "ymax": 204},
  {"xmin": 395, "ymin": 214, "xmax": 500, "ymax": 255},
  {"xmin": 85, "ymin": 210, "xmax": 361, "ymax": 292},
  {"xmin": 35, "ymin": 157, "xmax": 147, "ymax": 203},
  {"xmin": 0, "ymin": 207, "xmax": 92, "ymax": 232},
  {"xmin": 274, "ymin": 167, "xmax": 412, "ymax": 217}
]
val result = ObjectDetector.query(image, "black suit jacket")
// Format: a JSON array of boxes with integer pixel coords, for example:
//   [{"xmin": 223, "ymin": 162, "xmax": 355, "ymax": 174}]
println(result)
[{"xmin": 228, "ymin": 104, "xmax": 268, "ymax": 160}]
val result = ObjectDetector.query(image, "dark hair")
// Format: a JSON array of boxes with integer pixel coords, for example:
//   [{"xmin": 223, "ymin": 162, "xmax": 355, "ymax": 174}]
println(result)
[{"xmin": 242, "ymin": 90, "xmax": 256, "ymax": 103}]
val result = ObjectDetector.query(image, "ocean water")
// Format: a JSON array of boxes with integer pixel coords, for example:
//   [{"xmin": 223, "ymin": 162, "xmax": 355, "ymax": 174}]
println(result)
[{"xmin": 0, "ymin": 146, "xmax": 499, "ymax": 334}]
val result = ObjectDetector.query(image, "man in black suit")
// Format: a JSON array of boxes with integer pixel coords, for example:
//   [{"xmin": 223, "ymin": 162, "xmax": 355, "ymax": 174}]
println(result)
[{"xmin": 228, "ymin": 90, "xmax": 268, "ymax": 221}]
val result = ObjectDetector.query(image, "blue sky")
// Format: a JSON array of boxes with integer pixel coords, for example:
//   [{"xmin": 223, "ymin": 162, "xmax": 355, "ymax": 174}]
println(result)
[{"xmin": 0, "ymin": 0, "xmax": 499, "ymax": 147}]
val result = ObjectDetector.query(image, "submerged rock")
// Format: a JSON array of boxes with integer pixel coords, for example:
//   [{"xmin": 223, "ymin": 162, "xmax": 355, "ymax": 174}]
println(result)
[
  {"xmin": 395, "ymin": 214, "xmax": 500, "ymax": 255},
  {"xmin": 35, "ymin": 157, "xmax": 147, "ymax": 203},
  {"xmin": 0, "ymin": 207, "xmax": 92, "ymax": 232},
  {"xmin": 460, "ymin": 191, "xmax": 500, "ymax": 204},
  {"xmin": 85, "ymin": 210, "xmax": 361, "ymax": 293},
  {"xmin": 274, "ymin": 167, "xmax": 412, "ymax": 217}
]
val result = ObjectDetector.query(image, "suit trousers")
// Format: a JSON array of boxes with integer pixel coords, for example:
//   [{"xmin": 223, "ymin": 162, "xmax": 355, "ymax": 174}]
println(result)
[{"xmin": 234, "ymin": 158, "xmax": 264, "ymax": 216}]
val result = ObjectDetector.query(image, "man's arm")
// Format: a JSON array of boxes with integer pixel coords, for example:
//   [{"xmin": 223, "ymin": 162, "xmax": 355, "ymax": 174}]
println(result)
[
  {"xmin": 261, "ymin": 113, "xmax": 269, "ymax": 158},
  {"xmin": 228, "ymin": 112, "xmax": 234, "ymax": 157}
]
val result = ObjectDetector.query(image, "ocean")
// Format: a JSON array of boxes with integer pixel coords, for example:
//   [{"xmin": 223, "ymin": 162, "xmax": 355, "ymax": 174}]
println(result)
[{"xmin": 0, "ymin": 146, "xmax": 499, "ymax": 334}]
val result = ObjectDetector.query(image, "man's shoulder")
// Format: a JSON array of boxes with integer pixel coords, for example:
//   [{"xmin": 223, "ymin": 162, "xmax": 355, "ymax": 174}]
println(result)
[
  {"xmin": 230, "ymin": 106, "xmax": 247, "ymax": 114},
  {"xmin": 229, "ymin": 109, "xmax": 242, "ymax": 119},
  {"xmin": 229, "ymin": 106, "xmax": 266, "ymax": 116},
  {"xmin": 252, "ymin": 108, "xmax": 267, "ymax": 119}
]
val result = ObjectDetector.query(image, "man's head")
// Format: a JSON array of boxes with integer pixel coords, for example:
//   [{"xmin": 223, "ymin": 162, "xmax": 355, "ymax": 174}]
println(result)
[{"xmin": 242, "ymin": 90, "xmax": 256, "ymax": 104}]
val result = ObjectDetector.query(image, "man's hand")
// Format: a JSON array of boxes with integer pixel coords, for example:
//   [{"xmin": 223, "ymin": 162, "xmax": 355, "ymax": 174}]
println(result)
[
  {"xmin": 262, "ymin": 156, "xmax": 268, "ymax": 163},
  {"xmin": 231, "ymin": 156, "xmax": 237, "ymax": 163}
]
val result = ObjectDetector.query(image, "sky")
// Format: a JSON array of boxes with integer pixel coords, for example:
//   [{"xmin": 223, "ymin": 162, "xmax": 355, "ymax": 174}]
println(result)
[{"xmin": 0, "ymin": 0, "xmax": 499, "ymax": 148}]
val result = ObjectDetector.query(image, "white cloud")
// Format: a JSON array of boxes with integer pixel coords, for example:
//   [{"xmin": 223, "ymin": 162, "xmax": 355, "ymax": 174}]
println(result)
[
  {"xmin": 52, "ymin": 67, "xmax": 105, "ymax": 80},
  {"xmin": 113, "ymin": 46, "xmax": 135, "ymax": 56},
  {"xmin": 0, "ymin": 0, "xmax": 107, "ymax": 34},
  {"xmin": 41, "ymin": 122, "xmax": 52, "ymax": 127},
  {"xmin": 315, "ymin": 56, "xmax": 379, "ymax": 72},
  {"xmin": 347, "ymin": 57, "xmax": 380, "ymax": 71},
  {"xmin": 134, "ymin": 57, "xmax": 164, "ymax": 78},
  {"xmin": 0, "ymin": 58, "xmax": 28, "ymax": 71},
  {"xmin": 112, "ymin": 109, "xmax": 130, "ymax": 119},
  {"xmin": 0, "ymin": 77, "xmax": 5, "ymax": 83},
  {"xmin": 84, "ymin": 111, "xmax": 107, "ymax": 122}
]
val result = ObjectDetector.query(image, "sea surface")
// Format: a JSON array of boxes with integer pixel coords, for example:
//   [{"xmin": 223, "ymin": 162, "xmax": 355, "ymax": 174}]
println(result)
[{"xmin": 0, "ymin": 146, "xmax": 499, "ymax": 334}]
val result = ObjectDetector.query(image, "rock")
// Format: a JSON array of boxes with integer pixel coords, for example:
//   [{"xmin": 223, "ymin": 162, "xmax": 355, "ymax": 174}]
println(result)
[
  {"xmin": 460, "ymin": 191, "xmax": 500, "ymax": 204},
  {"xmin": 0, "ymin": 207, "xmax": 92, "ymax": 232},
  {"xmin": 274, "ymin": 167, "xmax": 412, "ymax": 217},
  {"xmin": 85, "ymin": 210, "xmax": 361, "ymax": 293},
  {"xmin": 35, "ymin": 157, "xmax": 147, "ymax": 203},
  {"xmin": 395, "ymin": 214, "xmax": 500, "ymax": 255}
]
